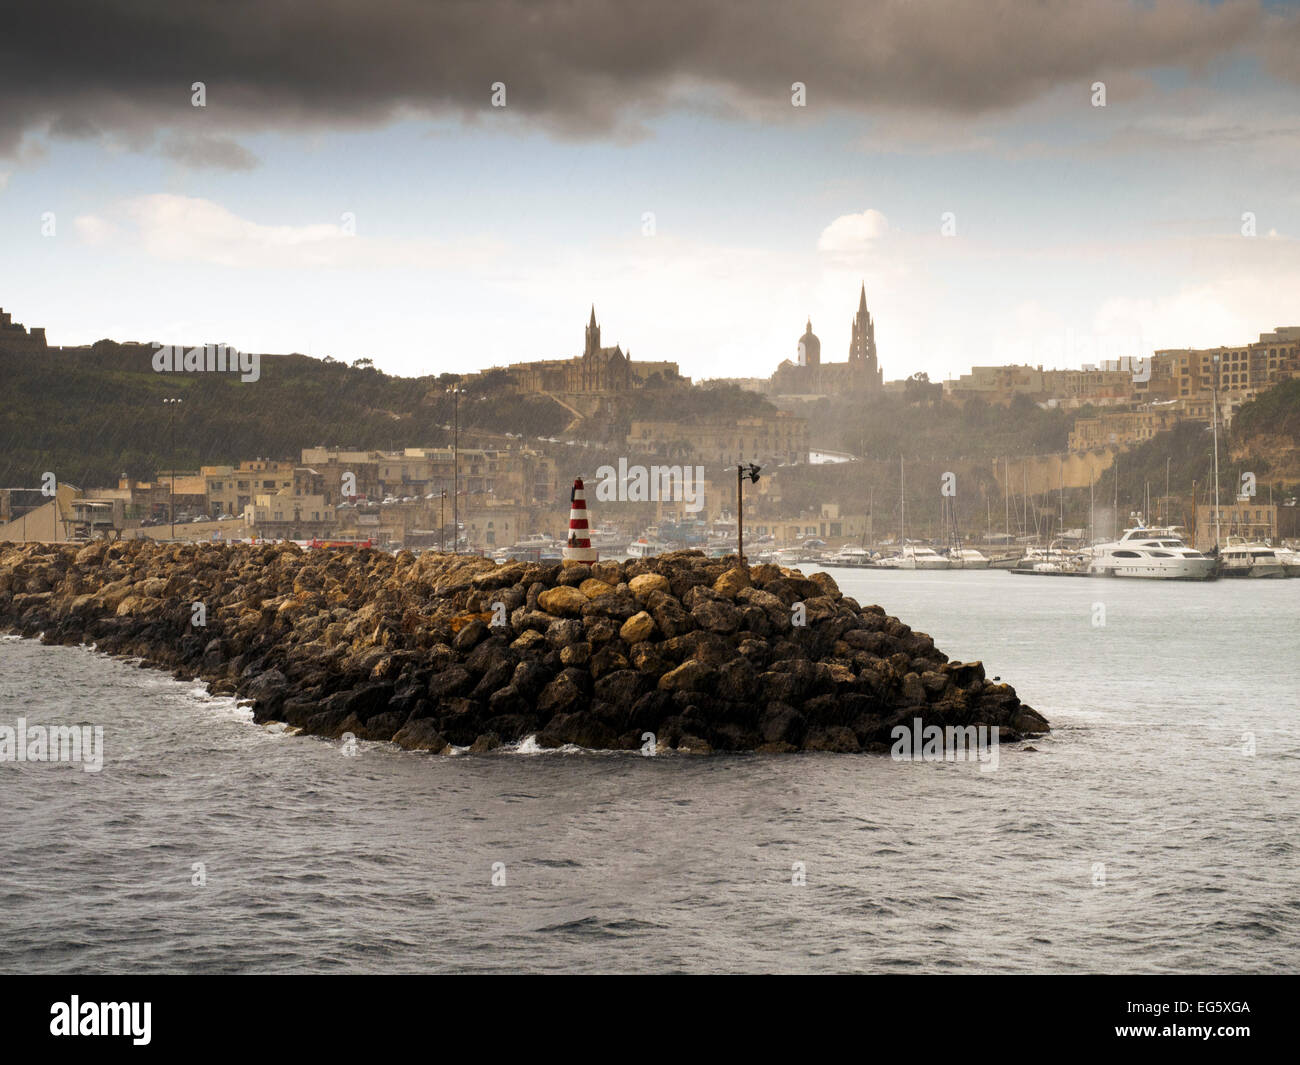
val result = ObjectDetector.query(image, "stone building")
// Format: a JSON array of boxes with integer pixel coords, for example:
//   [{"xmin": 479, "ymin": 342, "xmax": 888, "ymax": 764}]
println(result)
[
  {"xmin": 1147, "ymin": 328, "xmax": 1300, "ymax": 407},
  {"xmin": 770, "ymin": 284, "xmax": 884, "ymax": 397},
  {"xmin": 627, "ymin": 411, "xmax": 809, "ymax": 466},
  {"xmin": 244, "ymin": 487, "xmax": 336, "ymax": 539},
  {"xmin": 1194, "ymin": 501, "xmax": 1277, "ymax": 551},
  {"xmin": 1067, "ymin": 405, "xmax": 1184, "ymax": 452},
  {"xmin": 505, "ymin": 308, "xmax": 681, "ymax": 396},
  {"xmin": 204, "ymin": 460, "xmax": 296, "ymax": 518},
  {"xmin": 0, "ymin": 307, "xmax": 48, "ymax": 354}
]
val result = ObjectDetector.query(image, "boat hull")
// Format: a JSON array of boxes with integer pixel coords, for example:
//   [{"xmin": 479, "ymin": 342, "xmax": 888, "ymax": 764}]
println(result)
[
  {"xmin": 1220, "ymin": 564, "xmax": 1286, "ymax": 578},
  {"xmin": 1088, "ymin": 560, "xmax": 1219, "ymax": 580}
]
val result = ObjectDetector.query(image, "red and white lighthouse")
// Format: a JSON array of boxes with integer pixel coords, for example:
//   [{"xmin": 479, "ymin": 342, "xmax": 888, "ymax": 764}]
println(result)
[{"xmin": 563, "ymin": 477, "xmax": 598, "ymax": 562}]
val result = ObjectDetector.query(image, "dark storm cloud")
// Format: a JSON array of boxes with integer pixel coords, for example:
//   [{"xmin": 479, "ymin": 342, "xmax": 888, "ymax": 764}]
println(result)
[{"xmin": 0, "ymin": 0, "xmax": 1289, "ymax": 161}]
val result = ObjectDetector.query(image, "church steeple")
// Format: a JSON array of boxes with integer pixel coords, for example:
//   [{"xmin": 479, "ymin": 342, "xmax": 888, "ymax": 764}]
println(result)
[
  {"xmin": 848, "ymin": 281, "xmax": 876, "ymax": 373},
  {"xmin": 585, "ymin": 306, "xmax": 600, "ymax": 358}
]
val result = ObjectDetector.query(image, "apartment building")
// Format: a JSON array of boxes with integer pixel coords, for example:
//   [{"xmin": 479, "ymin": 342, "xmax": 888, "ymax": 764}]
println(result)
[
  {"xmin": 244, "ymin": 487, "xmax": 336, "ymax": 539},
  {"xmin": 1067, "ymin": 405, "xmax": 1184, "ymax": 452},
  {"xmin": 204, "ymin": 460, "xmax": 295, "ymax": 517},
  {"xmin": 627, "ymin": 411, "xmax": 809, "ymax": 466}
]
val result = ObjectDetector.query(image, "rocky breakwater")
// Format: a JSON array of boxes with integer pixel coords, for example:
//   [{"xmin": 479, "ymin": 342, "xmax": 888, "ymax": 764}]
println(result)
[{"xmin": 0, "ymin": 540, "xmax": 1047, "ymax": 754}]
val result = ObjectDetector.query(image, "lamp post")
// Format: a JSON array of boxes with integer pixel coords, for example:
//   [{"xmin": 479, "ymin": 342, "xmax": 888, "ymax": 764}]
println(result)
[
  {"xmin": 163, "ymin": 397, "xmax": 182, "ymax": 540},
  {"xmin": 735, "ymin": 462, "xmax": 762, "ymax": 565},
  {"xmin": 447, "ymin": 386, "xmax": 461, "ymax": 554},
  {"xmin": 440, "ymin": 488, "xmax": 447, "ymax": 552}
]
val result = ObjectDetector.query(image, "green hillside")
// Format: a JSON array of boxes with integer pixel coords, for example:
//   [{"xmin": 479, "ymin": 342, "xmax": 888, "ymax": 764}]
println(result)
[{"xmin": 0, "ymin": 343, "xmax": 573, "ymax": 488}]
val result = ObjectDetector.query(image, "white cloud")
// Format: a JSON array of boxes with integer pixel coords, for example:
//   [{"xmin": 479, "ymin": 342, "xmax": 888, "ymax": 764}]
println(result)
[
  {"xmin": 70, "ymin": 193, "xmax": 506, "ymax": 272},
  {"xmin": 73, "ymin": 214, "xmax": 119, "ymax": 245},
  {"xmin": 125, "ymin": 194, "xmax": 353, "ymax": 267},
  {"xmin": 817, "ymin": 209, "xmax": 891, "ymax": 253}
]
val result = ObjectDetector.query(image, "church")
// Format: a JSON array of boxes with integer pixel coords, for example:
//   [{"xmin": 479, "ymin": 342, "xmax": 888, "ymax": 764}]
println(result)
[
  {"xmin": 771, "ymin": 284, "xmax": 884, "ymax": 396},
  {"xmin": 505, "ymin": 307, "xmax": 680, "ymax": 396}
]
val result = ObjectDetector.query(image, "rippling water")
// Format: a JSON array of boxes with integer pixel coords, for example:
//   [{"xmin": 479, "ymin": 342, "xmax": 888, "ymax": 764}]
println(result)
[{"xmin": 1, "ymin": 569, "xmax": 1296, "ymax": 973}]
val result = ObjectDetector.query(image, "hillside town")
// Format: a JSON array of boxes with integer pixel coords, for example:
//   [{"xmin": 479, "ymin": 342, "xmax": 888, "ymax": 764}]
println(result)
[{"xmin": 1, "ymin": 296, "xmax": 1297, "ymax": 556}]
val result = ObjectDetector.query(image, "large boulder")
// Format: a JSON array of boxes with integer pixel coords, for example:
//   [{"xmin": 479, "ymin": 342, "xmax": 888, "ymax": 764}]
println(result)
[
  {"xmin": 538, "ymin": 585, "xmax": 588, "ymax": 617},
  {"xmin": 658, "ymin": 658, "xmax": 718, "ymax": 694},
  {"xmin": 628, "ymin": 573, "xmax": 670, "ymax": 600},
  {"xmin": 620, "ymin": 611, "xmax": 656, "ymax": 644}
]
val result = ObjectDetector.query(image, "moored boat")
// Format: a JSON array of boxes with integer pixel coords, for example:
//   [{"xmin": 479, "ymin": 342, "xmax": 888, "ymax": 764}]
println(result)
[
  {"xmin": 1088, "ymin": 526, "xmax": 1217, "ymax": 580},
  {"xmin": 896, "ymin": 543, "xmax": 950, "ymax": 570},
  {"xmin": 1219, "ymin": 540, "xmax": 1287, "ymax": 578}
]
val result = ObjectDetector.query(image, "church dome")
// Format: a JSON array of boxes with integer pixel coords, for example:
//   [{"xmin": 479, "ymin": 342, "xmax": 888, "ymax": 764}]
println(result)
[{"xmin": 798, "ymin": 319, "xmax": 821, "ymax": 367}]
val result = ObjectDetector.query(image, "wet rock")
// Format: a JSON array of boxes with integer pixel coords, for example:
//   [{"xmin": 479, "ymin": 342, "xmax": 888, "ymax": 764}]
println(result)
[
  {"xmin": 0, "ymin": 542, "xmax": 1043, "ymax": 756},
  {"xmin": 392, "ymin": 718, "xmax": 449, "ymax": 752},
  {"xmin": 759, "ymin": 703, "xmax": 806, "ymax": 746},
  {"xmin": 658, "ymin": 658, "xmax": 717, "ymax": 694},
  {"xmin": 804, "ymin": 726, "xmax": 860, "ymax": 753},
  {"xmin": 469, "ymin": 732, "xmax": 501, "ymax": 753}
]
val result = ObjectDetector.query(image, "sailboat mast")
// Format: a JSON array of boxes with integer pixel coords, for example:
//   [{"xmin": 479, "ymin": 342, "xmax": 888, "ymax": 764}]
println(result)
[
  {"xmin": 1004, "ymin": 457, "xmax": 1010, "ymax": 541},
  {"xmin": 1170, "ymin": 455, "xmax": 1180, "ymax": 527},
  {"xmin": 899, "ymin": 456, "xmax": 905, "ymax": 545},
  {"xmin": 1059, "ymin": 457, "xmax": 1064, "ymax": 540},
  {"xmin": 1113, "ymin": 452, "xmax": 1119, "ymax": 539},
  {"xmin": 1212, "ymin": 359, "xmax": 1221, "ymax": 550}
]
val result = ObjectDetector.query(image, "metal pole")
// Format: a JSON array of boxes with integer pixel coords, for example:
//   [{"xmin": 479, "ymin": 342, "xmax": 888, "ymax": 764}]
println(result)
[
  {"xmin": 1212, "ymin": 376, "xmax": 1221, "ymax": 550},
  {"xmin": 736, "ymin": 464, "xmax": 744, "ymax": 564},
  {"xmin": 164, "ymin": 397, "xmax": 181, "ymax": 540},
  {"xmin": 448, "ymin": 387, "xmax": 459, "ymax": 554}
]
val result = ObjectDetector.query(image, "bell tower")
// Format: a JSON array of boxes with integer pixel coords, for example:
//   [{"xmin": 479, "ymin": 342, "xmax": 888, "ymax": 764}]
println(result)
[{"xmin": 584, "ymin": 306, "xmax": 600, "ymax": 359}]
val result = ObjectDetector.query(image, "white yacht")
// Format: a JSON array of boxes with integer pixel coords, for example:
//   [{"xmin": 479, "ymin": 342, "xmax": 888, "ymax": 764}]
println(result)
[
  {"xmin": 1088, "ymin": 526, "xmax": 1218, "ymax": 580},
  {"xmin": 1275, "ymin": 546, "xmax": 1300, "ymax": 578},
  {"xmin": 1009, "ymin": 543, "xmax": 1091, "ymax": 577},
  {"xmin": 495, "ymin": 533, "xmax": 563, "ymax": 561},
  {"xmin": 896, "ymin": 543, "xmax": 951, "ymax": 570},
  {"xmin": 589, "ymin": 522, "xmax": 626, "ymax": 551},
  {"xmin": 822, "ymin": 545, "xmax": 873, "ymax": 568},
  {"xmin": 1219, "ymin": 540, "xmax": 1287, "ymax": 579},
  {"xmin": 626, "ymin": 536, "xmax": 670, "ymax": 559},
  {"xmin": 945, "ymin": 547, "xmax": 991, "ymax": 570}
]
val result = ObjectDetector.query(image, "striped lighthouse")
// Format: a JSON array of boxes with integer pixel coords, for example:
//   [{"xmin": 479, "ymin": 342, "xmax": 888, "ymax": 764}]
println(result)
[{"xmin": 563, "ymin": 477, "xmax": 599, "ymax": 562}]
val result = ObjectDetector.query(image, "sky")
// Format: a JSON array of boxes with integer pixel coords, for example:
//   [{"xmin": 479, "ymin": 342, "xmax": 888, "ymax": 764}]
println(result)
[{"xmin": 1, "ymin": 0, "xmax": 1299, "ymax": 383}]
